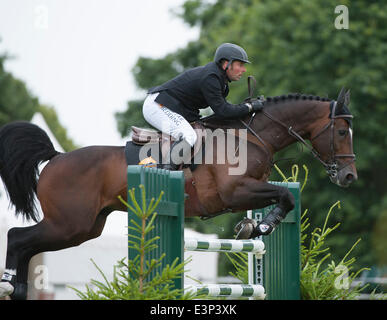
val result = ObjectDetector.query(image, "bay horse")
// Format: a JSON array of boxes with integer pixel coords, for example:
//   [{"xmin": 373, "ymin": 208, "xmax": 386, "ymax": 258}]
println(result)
[{"xmin": 0, "ymin": 87, "xmax": 356, "ymax": 299}]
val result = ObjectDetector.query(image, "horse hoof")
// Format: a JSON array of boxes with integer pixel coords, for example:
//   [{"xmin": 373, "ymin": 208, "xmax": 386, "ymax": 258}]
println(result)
[
  {"xmin": 0, "ymin": 281, "xmax": 14, "ymax": 298},
  {"xmin": 234, "ymin": 218, "xmax": 257, "ymax": 239}
]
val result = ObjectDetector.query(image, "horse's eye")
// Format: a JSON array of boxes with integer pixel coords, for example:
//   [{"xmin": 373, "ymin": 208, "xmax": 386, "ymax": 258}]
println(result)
[{"xmin": 338, "ymin": 129, "xmax": 348, "ymax": 136}]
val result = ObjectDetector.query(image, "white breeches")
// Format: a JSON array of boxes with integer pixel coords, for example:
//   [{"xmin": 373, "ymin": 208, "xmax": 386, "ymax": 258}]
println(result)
[{"xmin": 143, "ymin": 93, "xmax": 197, "ymax": 147}]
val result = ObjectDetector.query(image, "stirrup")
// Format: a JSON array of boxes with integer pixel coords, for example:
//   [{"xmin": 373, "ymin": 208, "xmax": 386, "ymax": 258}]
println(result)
[{"xmin": 162, "ymin": 139, "xmax": 181, "ymax": 171}]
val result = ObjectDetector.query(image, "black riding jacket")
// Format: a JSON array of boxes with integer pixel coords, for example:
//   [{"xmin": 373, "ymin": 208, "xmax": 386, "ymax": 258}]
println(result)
[{"xmin": 148, "ymin": 62, "xmax": 250, "ymax": 122}]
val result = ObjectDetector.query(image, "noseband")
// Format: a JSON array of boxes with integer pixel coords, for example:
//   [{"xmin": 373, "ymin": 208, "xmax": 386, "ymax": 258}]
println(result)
[{"xmin": 240, "ymin": 101, "xmax": 356, "ymax": 180}]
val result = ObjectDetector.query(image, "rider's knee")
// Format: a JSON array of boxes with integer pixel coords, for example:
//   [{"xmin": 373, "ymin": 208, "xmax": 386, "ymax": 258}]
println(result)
[{"xmin": 182, "ymin": 130, "xmax": 197, "ymax": 147}]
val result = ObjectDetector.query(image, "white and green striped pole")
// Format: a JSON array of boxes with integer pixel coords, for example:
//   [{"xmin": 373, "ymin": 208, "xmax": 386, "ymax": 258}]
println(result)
[
  {"xmin": 184, "ymin": 284, "xmax": 266, "ymax": 299},
  {"xmin": 184, "ymin": 238, "xmax": 265, "ymax": 258}
]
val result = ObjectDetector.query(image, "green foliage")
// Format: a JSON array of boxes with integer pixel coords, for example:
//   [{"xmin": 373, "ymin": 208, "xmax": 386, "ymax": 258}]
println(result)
[
  {"xmin": 371, "ymin": 202, "xmax": 387, "ymax": 267},
  {"xmin": 226, "ymin": 252, "xmax": 248, "ymax": 284},
  {"xmin": 115, "ymin": 99, "xmax": 150, "ymax": 136},
  {"xmin": 71, "ymin": 186, "xmax": 195, "ymax": 300},
  {"xmin": 132, "ymin": 55, "xmax": 180, "ymax": 91},
  {"xmin": 0, "ymin": 53, "xmax": 38, "ymax": 125},
  {"xmin": 280, "ymin": 164, "xmax": 370, "ymax": 299},
  {"xmin": 38, "ymin": 105, "xmax": 78, "ymax": 151},
  {"xmin": 0, "ymin": 49, "xmax": 78, "ymax": 151},
  {"xmin": 300, "ymin": 201, "xmax": 369, "ymax": 299},
  {"xmin": 114, "ymin": 42, "xmax": 204, "ymax": 134},
  {"xmin": 226, "ymin": 164, "xmax": 370, "ymax": 299}
]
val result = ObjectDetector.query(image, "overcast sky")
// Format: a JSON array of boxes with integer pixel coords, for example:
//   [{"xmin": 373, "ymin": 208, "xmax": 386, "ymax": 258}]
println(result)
[
  {"xmin": 0, "ymin": 0, "xmax": 199, "ymax": 234},
  {"xmin": 0, "ymin": 0, "xmax": 199, "ymax": 147}
]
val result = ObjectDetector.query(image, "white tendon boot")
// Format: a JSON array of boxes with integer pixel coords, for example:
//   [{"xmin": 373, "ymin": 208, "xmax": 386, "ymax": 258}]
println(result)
[{"xmin": 0, "ymin": 281, "xmax": 14, "ymax": 298}]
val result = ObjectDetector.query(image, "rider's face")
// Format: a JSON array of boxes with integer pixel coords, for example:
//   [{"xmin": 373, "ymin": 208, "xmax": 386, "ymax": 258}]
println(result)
[{"xmin": 224, "ymin": 60, "xmax": 247, "ymax": 81}]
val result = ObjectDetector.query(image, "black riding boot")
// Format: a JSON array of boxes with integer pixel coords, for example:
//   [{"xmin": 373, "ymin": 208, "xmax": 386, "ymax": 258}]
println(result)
[{"xmin": 163, "ymin": 138, "xmax": 192, "ymax": 171}]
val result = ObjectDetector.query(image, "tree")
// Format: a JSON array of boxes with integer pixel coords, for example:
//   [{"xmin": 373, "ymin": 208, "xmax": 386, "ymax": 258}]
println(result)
[
  {"xmin": 118, "ymin": 0, "xmax": 387, "ymax": 269},
  {"xmin": 0, "ymin": 53, "xmax": 39, "ymax": 124},
  {"xmin": 0, "ymin": 48, "xmax": 78, "ymax": 151},
  {"xmin": 38, "ymin": 105, "xmax": 78, "ymax": 151},
  {"xmin": 114, "ymin": 42, "xmax": 204, "ymax": 134}
]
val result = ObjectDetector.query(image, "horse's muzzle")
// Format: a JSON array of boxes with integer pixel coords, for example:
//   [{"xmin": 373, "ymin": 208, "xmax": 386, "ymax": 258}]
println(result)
[{"xmin": 331, "ymin": 166, "xmax": 358, "ymax": 187}]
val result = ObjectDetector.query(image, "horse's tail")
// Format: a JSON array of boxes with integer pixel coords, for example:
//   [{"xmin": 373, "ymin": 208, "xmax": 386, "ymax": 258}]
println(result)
[{"xmin": 0, "ymin": 121, "xmax": 61, "ymax": 222}]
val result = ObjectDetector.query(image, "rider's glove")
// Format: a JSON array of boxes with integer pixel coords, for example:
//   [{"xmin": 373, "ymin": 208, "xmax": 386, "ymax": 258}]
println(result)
[{"xmin": 245, "ymin": 99, "xmax": 264, "ymax": 112}]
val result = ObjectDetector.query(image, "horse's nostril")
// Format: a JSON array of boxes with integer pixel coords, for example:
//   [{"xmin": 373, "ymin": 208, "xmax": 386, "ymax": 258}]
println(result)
[{"xmin": 346, "ymin": 173, "xmax": 355, "ymax": 182}]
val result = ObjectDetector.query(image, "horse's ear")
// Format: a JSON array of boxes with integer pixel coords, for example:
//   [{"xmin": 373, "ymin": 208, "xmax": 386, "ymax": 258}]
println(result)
[
  {"xmin": 344, "ymin": 89, "xmax": 350, "ymax": 107},
  {"xmin": 336, "ymin": 87, "xmax": 346, "ymax": 112}
]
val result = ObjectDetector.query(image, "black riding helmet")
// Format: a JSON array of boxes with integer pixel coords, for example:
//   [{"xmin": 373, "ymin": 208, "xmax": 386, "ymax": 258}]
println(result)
[{"xmin": 214, "ymin": 43, "xmax": 250, "ymax": 70}]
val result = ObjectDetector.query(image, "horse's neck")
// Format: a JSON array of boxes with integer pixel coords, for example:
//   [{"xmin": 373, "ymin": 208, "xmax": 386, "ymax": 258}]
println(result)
[{"xmin": 254, "ymin": 100, "xmax": 330, "ymax": 153}]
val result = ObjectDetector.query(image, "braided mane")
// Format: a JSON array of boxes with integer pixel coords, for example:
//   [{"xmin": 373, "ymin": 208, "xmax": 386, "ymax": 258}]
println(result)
[
  {"xmin": 263, "ymin": 93, "xmax": 331, "ymax": 105},
  {"xmin": 201, "ymin": 93, "xmax": 333, "ymax": 127}
]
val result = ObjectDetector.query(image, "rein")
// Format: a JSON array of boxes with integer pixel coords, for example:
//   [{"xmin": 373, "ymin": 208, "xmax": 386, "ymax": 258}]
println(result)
[
  {"xmin": 239, "ymin": 76, "xmax": 273, "ymax": 159},
  {"xmin": 240, "ymin": 101, "xmax": 356, "ymax": 179}
]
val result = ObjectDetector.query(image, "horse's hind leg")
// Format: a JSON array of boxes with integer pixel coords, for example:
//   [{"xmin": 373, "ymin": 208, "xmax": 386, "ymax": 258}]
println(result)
[
  {"xmin": 1, "ymin": 227, "xmax": 24, "ymax": 299},
  {"xmin": 0, "ymin": 212, "xmax": 100, "ymax": 300},
  {"xmin": 1, "ymin": 223, "xmax": 47, "ymax": 300}
]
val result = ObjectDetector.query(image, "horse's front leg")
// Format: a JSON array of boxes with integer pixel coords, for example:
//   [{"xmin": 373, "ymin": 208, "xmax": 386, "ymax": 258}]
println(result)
[{"xmin": 225, "ymin": 178, "xmax": 295, "ymax": 239}]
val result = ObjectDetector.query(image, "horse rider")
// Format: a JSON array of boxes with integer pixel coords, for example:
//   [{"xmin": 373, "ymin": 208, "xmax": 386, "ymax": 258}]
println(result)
[{"xmin": 142, "ymin": 43, "xmax": 264, "ymax": 170}]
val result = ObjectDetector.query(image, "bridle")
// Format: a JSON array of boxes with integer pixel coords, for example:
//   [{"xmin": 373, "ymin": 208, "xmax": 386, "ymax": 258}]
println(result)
[
  {"xmin": 309, "ymin": 101, "xmax": 356, "ymax": 179},
  {"xmin": 240, "ymin": 100, "xmax": 356, "ymax": 180}
]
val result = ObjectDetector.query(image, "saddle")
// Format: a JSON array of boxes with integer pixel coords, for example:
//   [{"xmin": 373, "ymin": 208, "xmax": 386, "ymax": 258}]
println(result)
[{"xmin": 131, "ymin": 122, "xmax": 207, "ymax": 167}]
